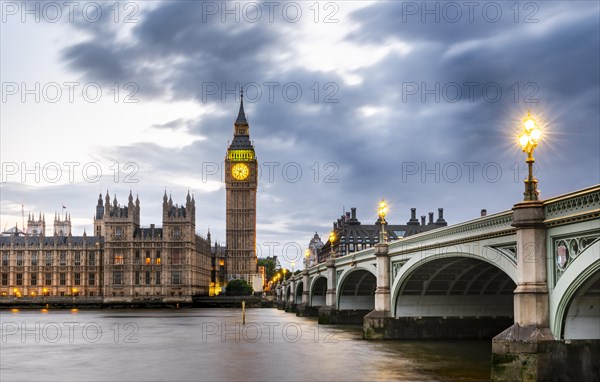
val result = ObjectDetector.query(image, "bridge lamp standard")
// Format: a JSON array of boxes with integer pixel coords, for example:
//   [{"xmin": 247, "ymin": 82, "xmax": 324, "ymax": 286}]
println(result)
[
  {"xmin": 518, "ymin": 111, "xmax": 542, "ymax": 201},
  {"xmin": 304, "ymin": 249, "xmax": 310, "ymax": 269},
  {"xmin": 329, "ymin": 230, "xmax": 336, "ymax": 259},
  {"xmin": 378, "ymin": 199, "xmax": 388, "ymax": 243}
]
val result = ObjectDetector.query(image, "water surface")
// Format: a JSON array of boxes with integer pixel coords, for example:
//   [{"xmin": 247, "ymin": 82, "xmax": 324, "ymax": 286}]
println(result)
[{"xmin": 0, "ymin": 309, "xmax": 491, "ymax": 381}]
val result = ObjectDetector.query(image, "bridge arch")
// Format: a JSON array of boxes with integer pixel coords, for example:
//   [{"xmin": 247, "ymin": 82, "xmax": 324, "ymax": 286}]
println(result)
[
  {"xmin": 392, "ymin": 253, "xmax": 517, "ymax": 318},
  {"xmin": 295, "ymin": 280, "xmax": 303, "ymax": 304},
  {"xmin": 551, "ymin": 239, "xmax": 600, "ymax": 339},
  {"xmin": 337, "ymin": 266, "xmax": 377, "ymax": 310},
  {"xmin": 310, "ymin": 276, "xmax": 327, "ymax": 307},
  {"xmin": 285, "ymin": 284, "xmax": 291, "ymax": 302}
]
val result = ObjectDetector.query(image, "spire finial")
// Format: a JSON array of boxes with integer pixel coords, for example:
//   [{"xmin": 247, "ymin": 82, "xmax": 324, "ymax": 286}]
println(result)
[{"xmin": 235, "ymin": 87, "xmax": 248, "ymax": 125}]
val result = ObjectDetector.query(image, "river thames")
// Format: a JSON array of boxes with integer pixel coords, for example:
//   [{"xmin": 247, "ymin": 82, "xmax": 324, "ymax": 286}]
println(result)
[{"xmin": 1, "ymin": 308, "xmax": 491, "ymax": 381}]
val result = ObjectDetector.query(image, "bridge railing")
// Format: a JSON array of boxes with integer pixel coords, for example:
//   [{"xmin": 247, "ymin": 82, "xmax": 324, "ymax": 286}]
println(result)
[{"xmin": 543, "ymin": 185, "xmax": 600, "ymax": 226}]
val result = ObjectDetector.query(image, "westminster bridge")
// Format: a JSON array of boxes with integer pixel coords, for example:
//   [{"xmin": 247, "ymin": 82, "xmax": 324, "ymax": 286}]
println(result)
[{"xmin": 275, "ymin": 185, "xmax": 600, "ymax": 381}]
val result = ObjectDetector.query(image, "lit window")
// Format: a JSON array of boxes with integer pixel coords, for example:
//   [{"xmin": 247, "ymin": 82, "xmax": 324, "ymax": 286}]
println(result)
[{"xmin": 145, "ymin": 257, "xmax": 151, "ymax": 265}]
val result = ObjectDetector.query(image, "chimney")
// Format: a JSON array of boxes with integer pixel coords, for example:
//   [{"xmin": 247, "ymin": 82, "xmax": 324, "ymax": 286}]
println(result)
[
  {"xmin": 351, "ymin": 207, "xmax": 356, "ymax": 220},
  {"xmin": 428, "ymin": 212, "xmax": 434, "ymax": 225},
  {"xmin": 436, "ymin": 208, "xmax": 447, "ymax": 225},
  {"xmin": 421, "ymin": 216, "xmax": 426, "ymax": 226},
  {"xmin": 407, "ymin": 208, "xmax": 420, "ymax": 225},
  {"xmin": 481, "ymin": 209, "xmax": 487, "ymax": 217}
]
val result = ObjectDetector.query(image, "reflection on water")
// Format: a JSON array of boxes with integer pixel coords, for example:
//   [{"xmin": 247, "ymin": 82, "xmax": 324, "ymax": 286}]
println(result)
[{"xmin": 0, "ymin": 309, "xmax": 490, "ymax": 381}]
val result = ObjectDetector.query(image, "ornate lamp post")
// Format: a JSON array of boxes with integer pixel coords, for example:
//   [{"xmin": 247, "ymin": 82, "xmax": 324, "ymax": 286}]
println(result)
[
  {"xmin": 518, "ymin": 111, "xmax": 542, "ymax": 201},
  {"xmin": 304, "ymin": 249, "xmax": 310, "ymax": 269},
  {"xmin": 378, "ymin": 199, "xmax": 388, "ymax": 243},
  {"xmin": 329, "ymin": 230, "xmax": 336, "ymax": 259}
]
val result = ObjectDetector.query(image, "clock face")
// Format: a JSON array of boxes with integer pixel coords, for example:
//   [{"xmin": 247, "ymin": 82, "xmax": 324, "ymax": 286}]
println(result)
[{"xmin": 231, "ymin": 163, "xmax": 250, "ymax": 180}]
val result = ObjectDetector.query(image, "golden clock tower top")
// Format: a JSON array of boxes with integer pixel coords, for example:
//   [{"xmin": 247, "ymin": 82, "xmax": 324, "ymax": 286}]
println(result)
[{"xmin": 227, "ymin": 88, "xmax": 256, "ymax": 162}]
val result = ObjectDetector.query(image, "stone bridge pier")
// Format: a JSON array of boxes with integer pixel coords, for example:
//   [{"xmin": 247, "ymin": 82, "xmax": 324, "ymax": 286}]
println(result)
[
  {"xmin": 492, "ymin": 201, "xmax": 558, "ymax": 381},
  {"xmin": 318, "ymin": 258, "xmax": 338, "ymax": 324},
  {"xmin": 296, "ymin": 270, "xmax": 318, "ymax": 316},
  {"xmin": 363, "ymin": 242, "xmax": 392, "ymax": 338}
]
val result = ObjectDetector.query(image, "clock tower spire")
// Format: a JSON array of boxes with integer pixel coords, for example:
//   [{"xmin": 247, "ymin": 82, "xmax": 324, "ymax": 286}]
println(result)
[{"xmin": 225, "ymin": 88, "xmax": 258, "ymax": 286}]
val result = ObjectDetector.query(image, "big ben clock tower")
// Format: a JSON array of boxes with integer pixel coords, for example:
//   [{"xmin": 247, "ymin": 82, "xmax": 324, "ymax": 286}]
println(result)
[{"xmin": 225, "ymin": 89, "xmax": 258, "ymax": 282}]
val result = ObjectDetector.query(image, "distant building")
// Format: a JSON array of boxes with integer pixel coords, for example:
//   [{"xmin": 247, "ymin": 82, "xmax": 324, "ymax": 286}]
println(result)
[
  {"xmin": 209, "ymin": 240, "xmax": 227, "ymax": 296},
  {"xmin": 306, "ymin": 233, "xmax": 324, "ymax": 267},
  {"xmin": 0, "ymin": 192, "xmax": 212, "ymax": 302},
  {"xmin": 318, "ymin": 207, "xmax": 447, "ymax": 262}
]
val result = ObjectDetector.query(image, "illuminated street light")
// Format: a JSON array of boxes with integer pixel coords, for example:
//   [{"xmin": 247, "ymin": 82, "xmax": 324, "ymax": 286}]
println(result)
[
  {"xmin": 378, "ymin": 199, "xmax": 388, "ymax": 243},
  {"xmin": 329, "ymin": 230, "xmax": 336, "ymax": 259},
  {"xmin": 518, "ymin": 111, "xmax": 542, "ymax": 201},
  {"xmin": 304, "ymin": 248, "xmax": 310, "ymax": 269}
]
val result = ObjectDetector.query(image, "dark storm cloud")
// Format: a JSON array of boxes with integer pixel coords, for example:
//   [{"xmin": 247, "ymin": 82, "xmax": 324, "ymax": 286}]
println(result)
[
  {"xmin": 347, "ymin": 1, "xmax": 571, "ymax": 44},
  {"xmin": 27, "ymin": 0, "xmax": 599, "ymax": 252},
  {"xmin": 62, "ymin": 43, "xmax": 128, "ymax": 82}
]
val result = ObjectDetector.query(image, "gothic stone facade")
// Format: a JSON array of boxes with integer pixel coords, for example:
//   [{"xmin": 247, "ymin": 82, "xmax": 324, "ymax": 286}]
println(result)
[{"xmin": 0, "ymin": 192, "xmax": 211, "ymax": 302}]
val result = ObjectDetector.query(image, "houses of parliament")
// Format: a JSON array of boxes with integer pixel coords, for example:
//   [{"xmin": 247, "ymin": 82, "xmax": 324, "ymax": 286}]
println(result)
[{"xmin": 0, "ymin": 93, "xmax": 260, "ymax": 302}]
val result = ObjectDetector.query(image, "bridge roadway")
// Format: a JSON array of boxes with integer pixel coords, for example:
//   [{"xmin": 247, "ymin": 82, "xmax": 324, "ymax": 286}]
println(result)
[{"xmin": 276, "ymin": 185, "xmax": 600, "ymax": 381}]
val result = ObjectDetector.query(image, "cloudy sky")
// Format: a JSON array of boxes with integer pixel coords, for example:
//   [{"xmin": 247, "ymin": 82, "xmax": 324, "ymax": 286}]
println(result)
[{"xmin": 1, "ymin": 1, "xmax": 599, "ymax": 267}]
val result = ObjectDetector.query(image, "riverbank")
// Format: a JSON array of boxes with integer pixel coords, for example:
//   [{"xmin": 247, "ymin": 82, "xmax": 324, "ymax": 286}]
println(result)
[{"xmin": 0, "ymin": 295, "xmax": 275, "ymax": 310}]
